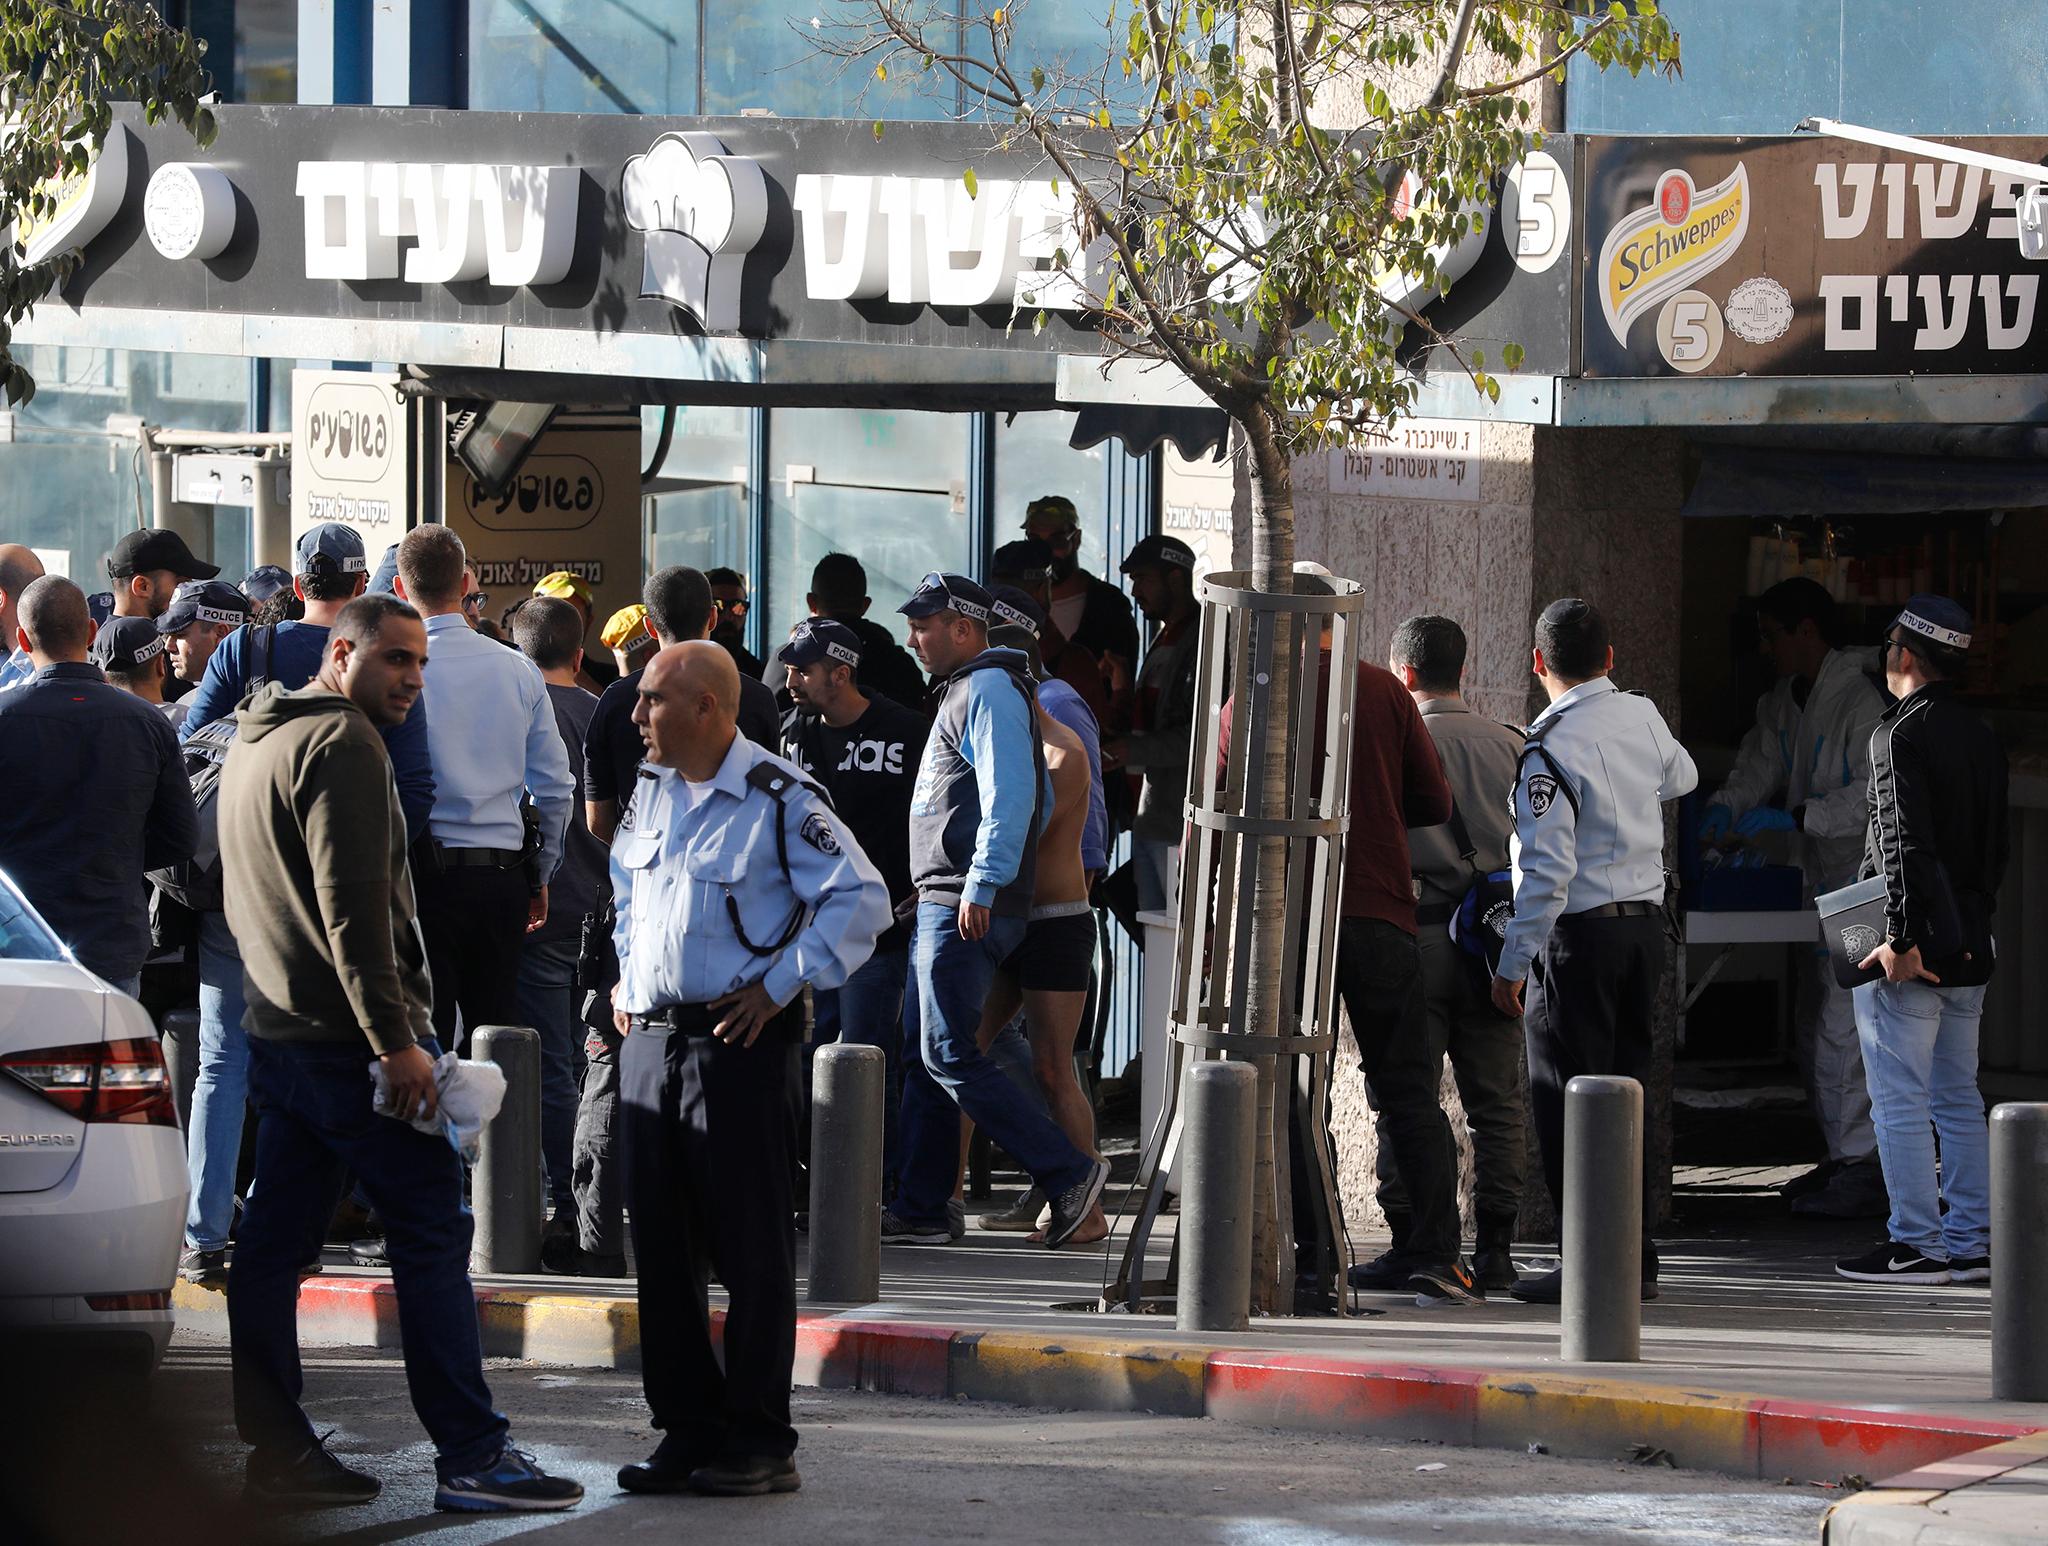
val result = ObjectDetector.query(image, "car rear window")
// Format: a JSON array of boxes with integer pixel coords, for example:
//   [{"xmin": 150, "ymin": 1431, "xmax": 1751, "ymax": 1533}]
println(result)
[{"xmin": 0, "ymin": 876, "xmax": 67, "ymax": 962}]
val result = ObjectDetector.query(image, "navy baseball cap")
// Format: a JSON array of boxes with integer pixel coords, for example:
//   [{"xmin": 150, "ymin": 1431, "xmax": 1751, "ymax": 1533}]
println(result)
[
  {"xmin": 1892, "ymin": 594, "xmax": 1973, "ymax": 652},
  {"xmin": 86, "ymin": 592, "xmax": 116, "ymax": 626},
  {"xmin": 777, "ymin": 618, "xmax": 864, "ymax": 670},
  {"xmin": 158, "ymin": 578, "xmax": 253, "ymax": 635},
  {"xmin": 1119, "ymin": 534, "xmax": 1197, "ymax": 575},
  {"xmin": 91, "ymin": 616, "xmax": 168, "ymax": 673},
  {"xmin": 107, "ymin": 526, "xmax": 219, "ymax": 582},
  {"xmin": 295, "ymin": 522, "xmax": 367, "ymax": 578},
  {"xmin": 241, "ymin": 564, "xmax": 293, "ymax": 605},
  {"xmin": 366, "ymin": 543, "xmax": 401, "ymax": 596},
  {"xmin": 989, "ymin": 584, "xmax": 1044, "ymax": 637},
  {"xmin": 898, "ymin": 572, "xmax": 992, "ymax": 623}
]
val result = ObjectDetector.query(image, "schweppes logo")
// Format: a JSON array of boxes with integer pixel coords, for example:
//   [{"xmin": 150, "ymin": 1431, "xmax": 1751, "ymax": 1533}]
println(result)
[{"xmin": 1598, "ymin": 165, "xmax": 1749, "ymax": 345}]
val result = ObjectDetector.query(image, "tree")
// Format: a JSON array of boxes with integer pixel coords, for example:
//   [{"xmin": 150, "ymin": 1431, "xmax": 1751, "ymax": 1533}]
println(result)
[
  {"xmin": 1, "ymin": 0, "xmax": 216, "ymax": 405},
  {"xmin": 819, "ymin": 0, "xmax": 1679, "ymax": 1311}
]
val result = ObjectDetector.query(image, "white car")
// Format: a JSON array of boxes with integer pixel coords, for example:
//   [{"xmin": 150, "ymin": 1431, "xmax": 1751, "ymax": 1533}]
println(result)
[{"xmin": 0, "ymin": 873, "xmax": 186, "ymax": 1372}]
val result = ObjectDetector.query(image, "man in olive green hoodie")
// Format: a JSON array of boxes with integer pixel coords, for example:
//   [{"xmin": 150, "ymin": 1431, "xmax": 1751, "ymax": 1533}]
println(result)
[{"xmin": 220, "ymin": 593, "xmax": 582, "ymax": 1518}]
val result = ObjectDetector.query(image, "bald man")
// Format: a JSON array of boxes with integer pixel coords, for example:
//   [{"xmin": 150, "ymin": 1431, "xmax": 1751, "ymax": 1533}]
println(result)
[
  {"xmin": 609, "ymin": 640, "xmax": 888, "ymax": 1497},
  {"xmin": 0, "ymin": 576, "xmax": 196, "ymax": 992},
  {"xmin": 0, "ymin": 542, "xmax": 46, "ymax": 692}
]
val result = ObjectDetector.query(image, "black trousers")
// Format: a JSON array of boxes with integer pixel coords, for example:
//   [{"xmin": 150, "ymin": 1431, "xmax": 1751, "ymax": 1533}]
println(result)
[
  {"xmin": 1523, "ymin": 910, "xmax": 1663, "ymax": 1274},
  {"xmin": 414, "ymin": 862, "xmax": 528, "ymax": 1049},
  {"xmin": 621, "ymin": 1011, "xmax": 800, "ymax": 1462}
]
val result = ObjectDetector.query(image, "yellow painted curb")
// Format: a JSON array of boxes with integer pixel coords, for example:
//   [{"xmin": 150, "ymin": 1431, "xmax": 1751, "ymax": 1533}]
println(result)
[{"xmin": 950, "ymin": 1331, "xmax": 1209, "ymax": 1418}]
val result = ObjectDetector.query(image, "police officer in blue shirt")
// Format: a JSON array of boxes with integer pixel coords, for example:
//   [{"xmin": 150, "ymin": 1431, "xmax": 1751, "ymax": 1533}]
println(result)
[{"xmin": 610, "ymin": 642, "xmax": 888, "ymax": 1500}]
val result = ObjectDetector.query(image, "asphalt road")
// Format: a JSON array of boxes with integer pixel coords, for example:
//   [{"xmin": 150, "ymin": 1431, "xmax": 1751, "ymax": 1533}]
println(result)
[{"xmin": 9, "ymin": 1342, "xmax": 1837, "ymax": 1546}]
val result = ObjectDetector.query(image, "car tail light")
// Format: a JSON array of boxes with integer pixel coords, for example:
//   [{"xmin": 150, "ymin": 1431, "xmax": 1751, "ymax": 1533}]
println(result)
[
  {"xmin": 85, "ymin": 1291, "xmax": 171, "ymax": 1312},
  {"xmin": 1, "ymin": 1038, "xmax": 178, "ymax": 1126}
]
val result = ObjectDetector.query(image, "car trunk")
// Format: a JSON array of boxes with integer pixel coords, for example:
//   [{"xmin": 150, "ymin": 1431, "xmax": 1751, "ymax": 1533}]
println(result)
[{"xmin": 0, "ymin": 974, "xmax": 106, "ymax": 1193}]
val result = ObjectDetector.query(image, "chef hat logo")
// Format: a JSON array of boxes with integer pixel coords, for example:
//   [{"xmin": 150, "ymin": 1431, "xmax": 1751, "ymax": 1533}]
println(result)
[{"xmin": 621, "ymin": 133, "xmax": 769, "ymax": 334}]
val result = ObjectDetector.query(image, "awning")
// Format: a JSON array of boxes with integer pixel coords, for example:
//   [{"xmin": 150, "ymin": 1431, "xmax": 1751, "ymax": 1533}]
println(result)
[{"xmin": 1682, "ymin": 446, "xmax": 2048, "ymax": 518}]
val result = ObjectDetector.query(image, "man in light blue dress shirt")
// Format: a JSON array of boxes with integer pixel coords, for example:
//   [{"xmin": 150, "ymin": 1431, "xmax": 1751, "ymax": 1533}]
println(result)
[
  {"xmin": 0, "ymin": 543, "xmax": 46, "ymax": 693},
  {"xmin": 609, "ymin": 641, "xmax": 887, "ymax": 1500},
  {"xmin": 395, "ymin": 526, "xmax": 574, "ymax": 1050},
  {"xmin": 1491, "ymin": 598, "xmax": 1697, "ymax": 1305}
]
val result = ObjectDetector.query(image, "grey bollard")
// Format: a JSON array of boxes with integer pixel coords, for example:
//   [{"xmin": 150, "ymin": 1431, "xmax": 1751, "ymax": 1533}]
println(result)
[
  {"xmin": 160, "ymin": 1007, "xmax": 200, "ymax": 1147},
  {"xmin": 1562, "ymin": 1075, "xmax": 1643, "ymax": 1363},
  {"xmin": 808, "ymin": 1043, "xmax": 884, "ymax": 1304},
  {"xmin": 1991, "ymin": 1103, "xmax": 2048, "ymax": 1401},
  {"xmin": 1179, "ymin": 1060, "xmax": 1258, "ymax": 1333},
  {"xmin": 472, "ymin": 1025, "xmax": 543, "ymax": 1276}
]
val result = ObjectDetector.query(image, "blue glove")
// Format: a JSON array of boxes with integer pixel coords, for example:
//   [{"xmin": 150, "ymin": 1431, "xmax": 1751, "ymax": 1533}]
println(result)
[
  {"xmin": 1697, "ymin": 805, "xmax": 1734, "ymax": 845},
  {"xmin": 1734, "ymin": 807, "xmax": 1798, "ymax": 837}
]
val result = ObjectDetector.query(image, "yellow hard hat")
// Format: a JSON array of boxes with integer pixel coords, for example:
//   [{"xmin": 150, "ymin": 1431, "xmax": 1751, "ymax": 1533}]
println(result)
[
  {"xmin": 533, "ymin": 570, "xmax": 593, "ymax": 606},
  {"xmin": 600, "ymin": 603, "xmax": 651, "ymax": 651}
]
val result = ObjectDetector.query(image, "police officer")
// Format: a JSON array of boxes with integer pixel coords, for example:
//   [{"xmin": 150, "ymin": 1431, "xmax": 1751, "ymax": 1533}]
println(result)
[
  {"xmin": 1491, "ymin": 599, "xmax": 1697, "ymax": 1305},
  {"xmin": 610, "ymin": 642, "xmax": 888, "ymax": 1499}
]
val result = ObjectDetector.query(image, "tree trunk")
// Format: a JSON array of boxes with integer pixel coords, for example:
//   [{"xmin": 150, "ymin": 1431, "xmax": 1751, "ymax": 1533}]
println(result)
[{"xmin": 1236, "ymin": 404, "xmax": 1296, "ymax": 1315}]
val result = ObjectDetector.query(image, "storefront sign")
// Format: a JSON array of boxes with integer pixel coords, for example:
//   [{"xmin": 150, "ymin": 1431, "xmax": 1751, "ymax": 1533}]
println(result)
[
  {"xmin": 1581, "ymin": 136, "xmax": 2048, "ymax": 377},
  {"xmin": 1328, "ymin": 418, "xmax": 1484, "ymax": 504},
  {"xmin": 291, "ymin": 369, "xmax": 412, "ymax": 550},
  {"xmin": 15, "ymin": 126, "xmax": 133, "ymax": 267},
  {"xmin": 295, "ymin": 161, "xmax": 581, "ymax": 286},
  {"xmin": 625, "ymin": 132, "xmax": 768, "ymax": 332},
  {"xmin": 145, "ymin": 163, "xmax": 240, "ymax": 261}
]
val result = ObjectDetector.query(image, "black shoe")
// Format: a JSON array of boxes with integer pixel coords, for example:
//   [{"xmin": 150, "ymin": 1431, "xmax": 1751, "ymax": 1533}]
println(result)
[
  {"xmin": 618, "ymin": 1438, "xmax": 710, "ymax": 1494},
  {"xmin": 348, "ymin": 1235, "xmax": 388, "ymax": 1269},
  {"xmin": 244, "ymin": 1433, "xmax": 381, "ymax": 1508},
  {"xmin": 540, "ymin": 1232, "xmax": 628, "ymax": 1277},
  {"xmin": 179, "ymin": 1246, "xmax": 228, "ymax": 1286},
  {"xmin": 1949, "ymin": 1255, "xmax": 1990, "ymax": 1285},
  {"xmin": 1471, "ymin": 1245, "xmax": 1520, "ymax": 1292},
  {"xmin": 1509, "ymin": 1266, "xmax": 1659, "ymax": 1304},
  {"xmin": 1347, "ymin": 1248, "xmax": 1418, "ymax": 1292},
  {"xmin": 1407, "ymin": 1260, "xmax": 1483, "ymax": 1305},
  {"xmin": 435, "ymin": 1444, "xmax": 584, "ymax": 1513},
  {"xmin": 688, "ymin": 1454, "xmax": 801, "ymax": 1496},
  {"xmin": 1780, "ymin": 1159, "xmax": 1841, "ymax": 1200},
  {"xmin": 1045, "ymin": 1158, "xmax": 1111, "ymax": 1249},
  {"xmin": 1835, "ymin": 1240, "xmax": 1951, "ymax": 1285}
]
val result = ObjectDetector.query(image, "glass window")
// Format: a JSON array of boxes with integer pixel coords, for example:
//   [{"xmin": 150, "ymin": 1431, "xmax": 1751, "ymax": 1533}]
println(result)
[
  {"xmin": 994, "ymin": 409, "xmax": 1110, "ymax": 580},
  {"xmin": 0, "ymin": 875, "xmax": 67, "ymax": 964},
  {"xmin": 762, "ymin": 406, "xmax": 971, "ymax": 651},
  {"xmin": 234, "ymin": 0, "xmax": 297, "ymax": 104},
  {"xmin": 963, "ymin": 0, "xmax": 1156, "ymax": 119},
  {"xmin": 703, "ymin": 0, "xmax": 952, "ymax": 118},
  {"xmin": 645, "ymin": 405, "xmax": 753, "ymax": 585},
  {"xmin": 471, "ymin": 0, "xmax": 700, "ymax": 115}
]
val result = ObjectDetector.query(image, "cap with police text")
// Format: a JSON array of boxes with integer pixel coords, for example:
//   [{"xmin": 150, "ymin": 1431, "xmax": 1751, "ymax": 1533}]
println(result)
[
  {"xmin": 157, "ymin": 578, "xmax": 253, "ymax": 635},
  {"xmin": 898, "ymin": 572, "xmax": 993, "ymax": 622},
  {"xmin": 295, "ymin": 522, "xmax": 367, "ymax": 577},
  {"xmin": 242, "ymin": 565, "xmax": 293, "ymax": 604},
  {"xmin": 534, "ymin": 570, "xmax": 593, "ymax": 607},
  {"xmin": 778, "ymin": 618, "xmax": 864, "ymax": 669},
  {"xmin": 1893, "ymin": 594, "xmax": 1974, "ymax": 652},
  {"xmin": 91, "ymin": 616, "xmax": 168, "ymax": 674},
  {"xmin": 600, "ymin": 603, "xmax": 652, "ymax": 651},
  {"xmin": 989, "ymin": 584, "xmax": 1045, "ymax": 637},
  {"xmin": 108, "ymin": 527, "xmax": 220, "ymax": 582},
  {"xmin": 1119, "ymin": 534, "xmax": 1198, "ymax": 575}
]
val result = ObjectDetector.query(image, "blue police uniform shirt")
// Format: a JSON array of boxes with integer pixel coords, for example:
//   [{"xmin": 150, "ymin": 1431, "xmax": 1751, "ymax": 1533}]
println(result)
[
  {"xmin": 1500, "ymin": 675, "xmax": 1698, "ymax": 982},
  {"xmin": 610, "ymin": 731, "xmax": 890, "ymax": 1014},
  {"xmin": 0, "ymin": 647, "xmax": 33, "ymax": 693}
]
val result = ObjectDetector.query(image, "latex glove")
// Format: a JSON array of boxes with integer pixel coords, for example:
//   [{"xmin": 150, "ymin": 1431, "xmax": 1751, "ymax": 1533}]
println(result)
[
  {"xmin": 1734, "ymin": 807, "xmax": 1798, "ymax": 837},
  {"xmin": 1697, "ymin": 805, "xmax": 1734, "ymax": 846}
]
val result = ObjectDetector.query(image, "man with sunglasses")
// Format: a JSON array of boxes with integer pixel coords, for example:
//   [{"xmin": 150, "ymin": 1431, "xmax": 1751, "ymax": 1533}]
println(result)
[
  {"xmin": 1022, "ymin": 496, "xmax": 1139, "ymax": 694},
  {"xmin": 708, "ymin": 568, "xmax": 765, "ymax": 681},
  {"xmin": 1835, "ymin": 596, "xmax": 2007, "ymax": 1287}
]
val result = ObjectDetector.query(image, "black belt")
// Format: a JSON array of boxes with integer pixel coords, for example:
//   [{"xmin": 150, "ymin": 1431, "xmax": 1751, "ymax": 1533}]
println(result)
[
  {"xmin": 436, "ymin": 845, "xmax": 524, "ymax": 870},
  {"xmin": 1415, "ymin": 901, "xmax": 1458, "ymax": 926},
  {"xmin": 630, "ymin": 1004, "xmax": 719, "ymax": 1034},
  {"xmin": 1570, "ymin": 900, "xmax": 1661, "ymax": 920}
]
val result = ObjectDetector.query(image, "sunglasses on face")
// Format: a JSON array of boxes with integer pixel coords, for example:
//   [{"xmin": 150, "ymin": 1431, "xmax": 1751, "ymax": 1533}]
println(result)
[
  {"xmin": 715, "ymin": 597, "xmax": 749, "ymax": 616},
  {"xmin": 463, "ymin": 592, "xmax": 489, "ymax": 613}
]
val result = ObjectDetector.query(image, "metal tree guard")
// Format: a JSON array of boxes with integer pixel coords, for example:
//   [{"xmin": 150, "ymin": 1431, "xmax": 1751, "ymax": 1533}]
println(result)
[{"xmin": 1108, "ymin": 563, "xmax": 1364, "ymax": 1315}]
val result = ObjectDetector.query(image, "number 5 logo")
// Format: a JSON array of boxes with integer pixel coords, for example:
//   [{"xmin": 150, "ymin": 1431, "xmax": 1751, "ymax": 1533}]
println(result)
[
  {"xmin": 1655, "ymin": 290, "xmax": 1725, "ymax": 373},
  {"xmin": 1503, "ymin": 151, "xmax": 1570, "ymax": 274}
]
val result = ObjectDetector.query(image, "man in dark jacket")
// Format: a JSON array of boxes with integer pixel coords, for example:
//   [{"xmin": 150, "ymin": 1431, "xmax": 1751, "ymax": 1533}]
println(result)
[
  {"xmin": 0, "ymin": 577, "xmax": 196, "ymax": 993},
  {"xmin": 220, "ymin": 594, "xmax": 582, "ymax": 1515},
  {"xmin": 790, "ymin": 552, "xmax": 930, "ymax": 712},
  {"xmin": 1836, "ymin": 595, "xmax": 2008, "ymax": 1288},
  {"xmin": 884, "ymin": 573, "xmax": 1108, "ymax": 1250}
]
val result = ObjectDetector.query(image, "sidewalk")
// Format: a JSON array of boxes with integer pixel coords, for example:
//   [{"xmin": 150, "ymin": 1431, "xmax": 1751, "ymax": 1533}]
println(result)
[{"xmin": 170, "ymin": 1182, "xmax": 2045, "ymax": 1496}]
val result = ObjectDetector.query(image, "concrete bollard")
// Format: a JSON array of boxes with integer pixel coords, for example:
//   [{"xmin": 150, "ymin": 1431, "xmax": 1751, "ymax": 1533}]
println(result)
[
  {"xmin": 1562, "ymin": 1074, "xmax": 1642, "ymax": 1363},
  {"xmin": 809, "ymin": 1043, "xmax": 884, "ymax": 1304},
  {"xmin": 160, "ymin": 1007, "xmax": 200, "ymax": 1146},
  {"xmin": 1991, "ymin": 1103, "xmax": 2048, "ymax": 1401},
  {"xmin": 472, "ymin": 1025, "xmax": 543, "ymax": 1276},
  {"xmin": 1179, "ymin": 1060, "xmax": 1258, "ymax": 1334}
]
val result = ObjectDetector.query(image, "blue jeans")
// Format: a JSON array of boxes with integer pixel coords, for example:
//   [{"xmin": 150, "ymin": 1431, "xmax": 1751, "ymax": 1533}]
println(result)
[
  {"xmin": 185, "ymin": 912, "xmax": 248, "ymax": 1252},
  {"xmin": 828, "ymin": 944, "xmax": 908, "ymax": 1188},
  {"xmin": 1854, "ymin": 978, "xmax": 1991, "ymax": 1261},
  {"xmin": 229, "ymin": 1034, "xmax": 507, "ymax": 1469},
  {"xmin": 894, "ymin": 903, "xmax": 1091, "ymax": 1225},
  {"xmin": 515, "ymin": 936, "xmax": 584, "ymax": 1213}
]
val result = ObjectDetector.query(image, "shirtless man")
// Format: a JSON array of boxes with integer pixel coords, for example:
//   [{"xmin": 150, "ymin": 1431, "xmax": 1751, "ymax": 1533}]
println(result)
[{"xmin": 968, "ymin": 623, "xmax": 1107, "ymax": 1244}]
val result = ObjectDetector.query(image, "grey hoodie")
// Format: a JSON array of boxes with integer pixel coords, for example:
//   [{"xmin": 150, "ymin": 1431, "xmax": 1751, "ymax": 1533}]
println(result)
[{"xmin": 218, "ymin": 682, "xmax": 431, "ymax": 1055}]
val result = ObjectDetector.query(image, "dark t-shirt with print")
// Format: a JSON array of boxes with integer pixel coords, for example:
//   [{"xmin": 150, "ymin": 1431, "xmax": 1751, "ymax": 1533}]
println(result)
[{"xmin": 782, "ymin": 694, "xmax": 929, "ymax": 950}]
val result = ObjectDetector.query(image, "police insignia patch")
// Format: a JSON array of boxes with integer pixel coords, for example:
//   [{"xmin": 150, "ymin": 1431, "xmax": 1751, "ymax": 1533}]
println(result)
[
  {"xmin": 1527, "ymin": 774, "xmax": 1559, "ymax": 818},
  {"xmin": 799, "ymin": 813, "xmax": 841, "ymax": 855}
]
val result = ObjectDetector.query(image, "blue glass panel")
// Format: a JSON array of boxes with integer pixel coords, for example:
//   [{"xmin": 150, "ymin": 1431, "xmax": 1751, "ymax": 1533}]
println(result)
[
  {"xmin": 470, "ymin": 0, "xmax": 700, "ymax": 115},
  {"xmin": 703, "ymin": 1, "xmax": 953, "ymax": 119}
]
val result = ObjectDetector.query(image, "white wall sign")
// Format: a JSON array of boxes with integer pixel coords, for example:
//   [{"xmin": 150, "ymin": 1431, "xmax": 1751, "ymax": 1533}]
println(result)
[
  {"xmin": 295, "ymin": 161, "xmax": 581, "ymax": 286},
  {"xmin": 290, "ymin": 369, "xmax": 412, "ymax": 550},
  {"xmin": 622, "ymin": 133, "xmax": 768, "ymax": 333},
  {"xmin": 1329, "ymin": 418, "xmax": 1484, "ymax": 505},
  {"xmin": 145, "ymin": 163, "xmax": 240, "ymax": 261},
  {"xmin": 15, "ymin": 126, "xmax": 133, "ymax": 267}
]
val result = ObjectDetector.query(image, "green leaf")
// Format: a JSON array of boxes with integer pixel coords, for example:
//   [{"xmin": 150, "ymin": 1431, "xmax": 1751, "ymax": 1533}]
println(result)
[
  {"xmin": 963, "ymin": 166, "xmax": 979, "ymax": 199},
  {"xmin": 872, "ymin": 120, "xmax": 885, "ymax": 141}
]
